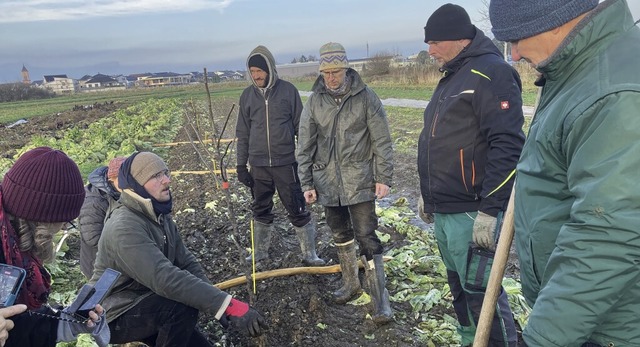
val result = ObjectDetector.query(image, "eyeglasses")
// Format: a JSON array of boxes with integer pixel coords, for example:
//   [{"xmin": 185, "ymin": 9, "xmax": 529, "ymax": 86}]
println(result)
[
  {"xmin": 63, "ymin": 221, "xmax": 77, "ymax": 230},
  {"xmin": 321, "ymin": 69, "xmax": 346, "ymax": 78},
  {"xmin": 151, "ymin": 169, "xmax": 171, "ymax": 182}
]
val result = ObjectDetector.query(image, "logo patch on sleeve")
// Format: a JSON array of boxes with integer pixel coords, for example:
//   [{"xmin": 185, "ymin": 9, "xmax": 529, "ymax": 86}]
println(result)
[{"xmin": 500, "ymin": 101, "xmax": 510, "ymax": 110}]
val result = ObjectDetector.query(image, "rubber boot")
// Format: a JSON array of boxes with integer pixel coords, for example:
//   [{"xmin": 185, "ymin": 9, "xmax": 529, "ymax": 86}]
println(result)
[
  {"xmin": 333, "ymin": 240, "xmax": 362, "ymax": 304},
  {"xmin": 294, "ymin": 222, "xmax": 326, "ymax": 266},
  {"xmin": 365, "ymin": 254, "xmax": 394, "ymax": 324},
  {"xmin": 246, "ymin": 220, "xmax": 272, "ymax": 263}
]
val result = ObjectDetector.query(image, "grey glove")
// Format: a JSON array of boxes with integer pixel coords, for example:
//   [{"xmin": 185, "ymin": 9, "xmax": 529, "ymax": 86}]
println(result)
[
  {"xmin": 473, "ymin": 211, "xmax": 497, "ymax": 250},
  {"xmin": 418, "ymin": 196, "xmax": 434, "ymax": 224},
  {"xmin": 57, "ymin": 309, "xmax": 110, "ymax": 347}
]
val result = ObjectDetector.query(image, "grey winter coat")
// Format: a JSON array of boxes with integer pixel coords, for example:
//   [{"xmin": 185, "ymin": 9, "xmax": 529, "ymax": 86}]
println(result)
[
  {"xmin": 90, "ymin": 189, "xmax": 230, "ymax": 322},
  {"xmin": 78, "ymin": 166, "xmax": 120, "ymax": 279},
  {"xmin": 236, "ymin": 45, "xmax": 303, "ymax": 168},
  {"xmin": 297, "ymin": 69, "xmax": 393, "ymax": 206}
]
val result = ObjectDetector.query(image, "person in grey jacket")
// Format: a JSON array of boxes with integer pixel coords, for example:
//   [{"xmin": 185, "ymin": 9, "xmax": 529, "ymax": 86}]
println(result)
[
  {"xmin": 236, "ymin": 45, "xmax": 324, "ymax": 267},
  {"xmin": 297, "ymin": 42, "xmax": 394, "ymax": 325},
  {"xmin": 79, "ymin": 156, "xmax": 126, "ymax": 279},
  {"xmin": 91, "ymin": 152, "xmax": 267, "ymax": 346}
]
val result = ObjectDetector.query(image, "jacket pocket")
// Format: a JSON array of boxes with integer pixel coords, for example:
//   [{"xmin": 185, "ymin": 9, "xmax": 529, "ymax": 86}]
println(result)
[{"xmin": 458, "ymin": 148, "xmax": 476, "ymax": 195}]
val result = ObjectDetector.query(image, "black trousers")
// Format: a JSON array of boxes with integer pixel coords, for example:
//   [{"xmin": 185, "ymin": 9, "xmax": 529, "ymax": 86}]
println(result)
[
  {"xmin": 251, "ymin": 164, "xmax": 311, "ymax": 227},
  {"xmin": 325, "ymin": 200, "xmax": 383, "ymax": 260},
  {"xmin": 109, "ymin": 294, "xmax": 214, "ymax": 347}
]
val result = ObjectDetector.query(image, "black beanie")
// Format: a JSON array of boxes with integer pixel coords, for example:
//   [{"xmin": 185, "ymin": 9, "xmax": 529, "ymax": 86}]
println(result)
[
  {"xmin": 248, "ymin": 55, "xmax": 269, "ymax": 74},
  {"xmin": 424, "ymin": 3, "xmax": 476, "ymax": 42}
]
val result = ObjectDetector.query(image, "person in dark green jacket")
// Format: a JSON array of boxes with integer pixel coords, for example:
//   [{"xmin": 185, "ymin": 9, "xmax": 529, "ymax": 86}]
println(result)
[
  {"xmin": 418, "ymin": 4, "xmax": 523, "ymax": 346},
  {"xmin": 92, "ymin": 152, "xmax": 267, "ymax": 346},
  {"xmin": 490, "ymin": 0, "xmax": 640, "ymax": 346},
  {"xmin": 297, "ymin": 42, "xmax": 394, "ymax": 325}
]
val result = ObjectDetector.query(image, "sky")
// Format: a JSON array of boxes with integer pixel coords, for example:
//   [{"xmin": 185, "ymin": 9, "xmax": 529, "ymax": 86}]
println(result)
[{"xmin": 1, "ymin": 0, "xmax": 639, "ymax": 83}]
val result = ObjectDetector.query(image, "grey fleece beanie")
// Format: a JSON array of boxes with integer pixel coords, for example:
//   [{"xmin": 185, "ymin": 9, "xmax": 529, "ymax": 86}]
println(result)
[{"xmin": 490, "ymin": 0, "xmax": 598, "ymax": 42}]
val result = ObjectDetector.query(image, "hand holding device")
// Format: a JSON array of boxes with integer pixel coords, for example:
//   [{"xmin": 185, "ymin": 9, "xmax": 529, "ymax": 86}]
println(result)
[{"xmin": 0, "ymin": 264, "xmax": 26, "ymax": 308}]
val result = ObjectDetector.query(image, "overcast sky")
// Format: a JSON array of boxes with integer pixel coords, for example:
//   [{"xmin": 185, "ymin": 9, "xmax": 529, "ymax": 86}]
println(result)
[{"xmin": 1, "ymin": 0, "xmax": 638, "ymax": 82}]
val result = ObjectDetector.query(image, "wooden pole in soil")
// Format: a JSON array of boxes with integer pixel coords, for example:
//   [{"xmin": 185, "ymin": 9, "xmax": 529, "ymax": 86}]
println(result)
[
  {"xmin": 213, "ymin": 256, "xmax": 394, "ymax": 290},
  {"xmin": 473, "ymin": 186, "xmax": 516, "ymax": 347}
]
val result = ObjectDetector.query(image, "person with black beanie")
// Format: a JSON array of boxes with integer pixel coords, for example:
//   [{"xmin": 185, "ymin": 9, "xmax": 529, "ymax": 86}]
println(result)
[
  {"xmin": 418, "ymin": 3, "xmax": 524, "ymax": 347},
  {"xmin": 236, "ymin": 45, "xmax": 325, "ymax": 269}
]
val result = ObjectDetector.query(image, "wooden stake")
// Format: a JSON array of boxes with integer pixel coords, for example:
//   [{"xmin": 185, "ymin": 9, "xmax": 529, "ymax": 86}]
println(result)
[{"xmin": 474, "ymin": 187, "xmax": 516, "ymax": 347}]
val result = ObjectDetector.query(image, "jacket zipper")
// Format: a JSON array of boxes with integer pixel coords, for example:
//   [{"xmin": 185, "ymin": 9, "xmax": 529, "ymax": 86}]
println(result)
[
  {"xmin": 265, "ymin": 92, "xmax": 271, "ymax": 166},
  {"xmin": 427, "ymin": 88, "xmax": 446, "ymax": 211}
]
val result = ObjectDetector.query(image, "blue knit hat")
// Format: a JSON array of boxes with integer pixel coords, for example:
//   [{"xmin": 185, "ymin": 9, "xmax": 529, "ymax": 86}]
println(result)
[{"xmin": 490, "ymin": 0, "xmax": 598, "ymax": 42}]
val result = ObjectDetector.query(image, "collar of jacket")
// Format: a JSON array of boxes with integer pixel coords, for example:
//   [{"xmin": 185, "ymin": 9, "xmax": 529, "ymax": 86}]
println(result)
[
  {"xmin": 311, "ymin": 68, "xmax": 366, "ymax": 96},
  {"xmin": 536, "ymin": 0, "xmax": 625, "ymax": 81},
  {"xmin": 441, "ymin": 28, "xmax": 501, "ymax": 77},
  {"xmin": 119, "ymin": 189, "xmax": 165, "ymax": 223}
]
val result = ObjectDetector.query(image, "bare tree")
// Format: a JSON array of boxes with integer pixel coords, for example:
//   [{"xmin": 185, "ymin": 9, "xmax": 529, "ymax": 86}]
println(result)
[
  {"xmin": 478, "ymin": 0, "xmax": 509, "ymax": 61},
  {"xmin": 365, "ymin": 51, "xmax": 393, "ymax": 76}
]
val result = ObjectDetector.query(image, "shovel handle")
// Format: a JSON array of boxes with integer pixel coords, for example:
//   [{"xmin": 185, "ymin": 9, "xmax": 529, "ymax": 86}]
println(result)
[{"xmin": 474, "ymin": 187, "xmax": 516, "ymax": 347}]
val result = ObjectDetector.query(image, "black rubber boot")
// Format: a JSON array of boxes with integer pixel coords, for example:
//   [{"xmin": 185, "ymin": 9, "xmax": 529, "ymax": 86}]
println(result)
[
  {"xmin": 294, "ymin": 221, "xmax": 326, "ymax": 266},
  {"xmin": 246, "ymin": 220, "xmax": 272, "ymax": 263},
  {"xmin": 365, "ymin": 254, "xmax": 394, "ymax": 324},
  {"xmin": 332, "ymin": 240, "xmax": 362, "ymax": 304}
]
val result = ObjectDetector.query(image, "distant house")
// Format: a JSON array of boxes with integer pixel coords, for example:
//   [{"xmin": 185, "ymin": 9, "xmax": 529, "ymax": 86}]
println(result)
[
  {"xmin": 136, "ymin": 72, "xmax": 193, "ymax": 87},
  {"xmin": 43, "ymin": 74, "xmax": 77, "ymax": 94},
  {"xmin": 78, "ymin": 73, "xmax": 125, "ymax": 92},
  {"xmin": 215, "ymin": 70, "xmax": 245, "ymax": 81}
]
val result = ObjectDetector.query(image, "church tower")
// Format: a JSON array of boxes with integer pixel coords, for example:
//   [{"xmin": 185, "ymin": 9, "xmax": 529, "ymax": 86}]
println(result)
[{"xmin": 21, "ymin": 65, "xmax": 31, "ymax": 84}]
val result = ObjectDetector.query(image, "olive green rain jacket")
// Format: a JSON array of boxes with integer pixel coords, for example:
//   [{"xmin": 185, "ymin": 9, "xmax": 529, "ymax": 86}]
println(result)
[
  {"xmin": 514, "ymin": 0, "xmax": 640, "ymax": 346},
  {"xmin": 297, "ymin": 68, "xmax": 393, "ymax": 206}
]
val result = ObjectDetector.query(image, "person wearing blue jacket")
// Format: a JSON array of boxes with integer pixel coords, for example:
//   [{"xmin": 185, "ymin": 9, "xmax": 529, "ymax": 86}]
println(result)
[
  {"xmin": 490, "ymin": 0, "xmax": 640, "ymax": 346},
  {"xmin": 418, "ymin": 4, "xmax": 524, "ymax": 346}
]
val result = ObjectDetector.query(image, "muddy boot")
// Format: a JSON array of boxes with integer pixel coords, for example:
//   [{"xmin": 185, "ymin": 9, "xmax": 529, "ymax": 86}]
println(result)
[
  {"xmin": 365, "ymin": 254, "xmax": 394, "ymax": 325},
  {"xmin": 333, "ymin": 240, "xmax": 362, "ymax": 304},
  {"xmin": 246, "ymin": 220, "xmax": 272, "ymax": 264},
  {"xmin": 294, "ymin": 222, "xmax": 326, "ymax": 266}
]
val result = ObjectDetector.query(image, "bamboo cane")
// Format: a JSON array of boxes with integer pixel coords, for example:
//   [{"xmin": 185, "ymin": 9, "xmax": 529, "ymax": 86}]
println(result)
[
  {"xmin": 474, "ymin": 187, "xmax": 516, "ymax": 347},
  {"xmin": 214, "ymin": 256, "xmax": 392, "ymax": 290}
]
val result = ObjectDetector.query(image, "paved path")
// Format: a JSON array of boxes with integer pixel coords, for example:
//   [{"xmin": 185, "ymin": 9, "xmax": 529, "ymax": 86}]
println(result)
[{"xmin": 300, "ymin": 91, "xmax": 535, "ymax": 116}]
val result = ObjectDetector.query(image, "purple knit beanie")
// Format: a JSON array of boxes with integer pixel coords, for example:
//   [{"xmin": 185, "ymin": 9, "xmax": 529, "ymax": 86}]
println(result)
[{"xmin": 1, "ymin": 147, "xmax": 85, "ymax": 222}]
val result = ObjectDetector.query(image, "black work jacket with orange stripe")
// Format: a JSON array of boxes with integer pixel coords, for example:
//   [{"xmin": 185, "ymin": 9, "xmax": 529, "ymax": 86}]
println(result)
[{"xmin": 417, "ymin": 28, "xmax": 525, "ymax": 217}]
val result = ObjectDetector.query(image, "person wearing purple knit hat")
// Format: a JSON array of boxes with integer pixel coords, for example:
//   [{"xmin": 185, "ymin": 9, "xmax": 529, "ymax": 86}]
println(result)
[
  {"xmin": 489, "ymin": 0, "xmax": 640, "ymax": 346},
  {"xmin": 0, "ymin": 146, "xmax": 109, "ymax": 346}
]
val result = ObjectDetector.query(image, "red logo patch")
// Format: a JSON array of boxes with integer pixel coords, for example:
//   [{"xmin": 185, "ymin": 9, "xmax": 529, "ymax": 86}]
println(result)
[{"xmin": 500, "ymin": 101, "xmax": 510, "ymax": 110}]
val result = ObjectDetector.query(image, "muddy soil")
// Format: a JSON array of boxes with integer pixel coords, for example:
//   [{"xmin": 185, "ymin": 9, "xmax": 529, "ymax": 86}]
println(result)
[
  {"xmin": 1, "ymin": 100, "xmax": 521, "ymax": 346},
  {"xmin": 1, "ymin": 103, "xmax": 426, "ymax": 347}
]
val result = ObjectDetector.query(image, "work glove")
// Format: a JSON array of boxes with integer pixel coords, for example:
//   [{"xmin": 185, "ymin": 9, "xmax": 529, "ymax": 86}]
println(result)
[
  {"xmin": 236, "ymin": 165, "xmax": 254, "ymax": 188},
  {"xmin": 220, "ymin": 298, "xmax": 267, "ymax": 337},
  {"xmin": 417, "ymin": 196, "xmax": 434, "ymax": 224},
  {"xmin": 473, "ymin": 211, "xmax": 497, "ymax": 250},
  {"xmin": 57, "ymin": 308, "xmax": 110, "ymax": 347}
]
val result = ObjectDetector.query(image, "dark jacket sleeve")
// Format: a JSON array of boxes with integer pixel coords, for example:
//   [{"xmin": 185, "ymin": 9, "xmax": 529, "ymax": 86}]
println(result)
[
  {"xmin": 78, "ymin": 184, "xmax": 109, "ymax": 277},
  {"xmin": 292, "ymin": 88, "xmax": 303, "ymax": 139},
  {"xmin": 6, "ymin": 307, "xmax": 58, "ymax": 347},
  {"xmin": 236, "ymin": 88, "xmax": 252, "ymax": 167},
  {"xmin": 475, "ymin": 63, "xmax": 525, "ymax": 216}
]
